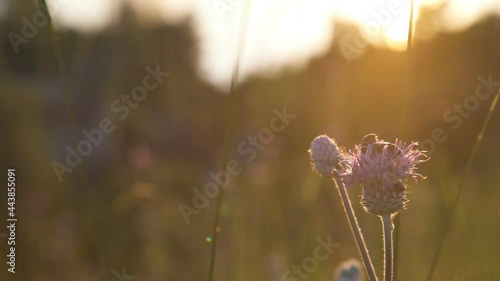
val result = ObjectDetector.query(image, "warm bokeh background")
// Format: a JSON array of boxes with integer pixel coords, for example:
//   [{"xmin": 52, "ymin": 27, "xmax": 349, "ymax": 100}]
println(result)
[{"xmin": 1, "ymin": 1, "xmax": 500, "ymax": 281}]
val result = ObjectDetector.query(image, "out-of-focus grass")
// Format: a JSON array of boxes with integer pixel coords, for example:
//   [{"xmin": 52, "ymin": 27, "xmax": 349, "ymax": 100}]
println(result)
[{"xmin": 426, "ymin": 89, "xmax": 500, "ymax": 281}]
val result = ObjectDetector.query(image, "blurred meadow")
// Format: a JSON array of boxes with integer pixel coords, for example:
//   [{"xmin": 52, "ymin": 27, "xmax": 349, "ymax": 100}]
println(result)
[{"xmin": 1, "ymin": 0, "xmax": 500, "ymax": 281}]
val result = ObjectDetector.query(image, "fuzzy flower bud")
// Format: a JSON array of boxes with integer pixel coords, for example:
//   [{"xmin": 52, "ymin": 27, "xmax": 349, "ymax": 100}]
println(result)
[
  {"xmin": 309, "ymin": 135, "xmax": 342, "ymax": 177},
  {"xmin": 335, "ymin": 259, "xmax": 363, "ymax": 281}
]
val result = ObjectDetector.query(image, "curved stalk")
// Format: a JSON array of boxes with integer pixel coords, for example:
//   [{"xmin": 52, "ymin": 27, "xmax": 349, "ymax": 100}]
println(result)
[{"xmin": 333, "ymin": 178, "xmax": 378, "ymax": 281}]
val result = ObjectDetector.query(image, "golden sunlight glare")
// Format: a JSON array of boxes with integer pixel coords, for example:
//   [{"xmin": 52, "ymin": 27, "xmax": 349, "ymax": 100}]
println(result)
[{"xmin": 44, "ymin": 0, "xmax": 500, "ymax": 87}]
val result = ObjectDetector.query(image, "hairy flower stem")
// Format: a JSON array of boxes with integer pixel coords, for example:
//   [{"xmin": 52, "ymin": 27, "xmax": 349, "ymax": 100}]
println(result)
[
  {"xmin": 333, "ymin": 178, "xmax": 378, "ymax": 281},
  {"xmin": 382, "ymin": 214, "xmax": 394, "ymax": 281}
]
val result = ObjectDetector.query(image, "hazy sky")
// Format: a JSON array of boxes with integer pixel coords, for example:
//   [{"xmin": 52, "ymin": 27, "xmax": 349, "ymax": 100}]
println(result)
[{"xmin": 43, "ymin": 0, "xmax": 500, "ymax": 90}]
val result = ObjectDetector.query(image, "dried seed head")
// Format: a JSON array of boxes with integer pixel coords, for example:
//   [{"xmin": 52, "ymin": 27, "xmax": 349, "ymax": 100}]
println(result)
[
  {"xmin": 309, "ymin": 135, "xmax": 342, "ymax": 177},
  {"xmin": 336, "ymin": 259, "xmax": 363, "ymax": 281}
]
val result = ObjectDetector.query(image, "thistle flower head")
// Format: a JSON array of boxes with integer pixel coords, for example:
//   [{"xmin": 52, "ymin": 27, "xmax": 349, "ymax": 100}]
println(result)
[
  {"xmin": 340, "ymin": 137, "xmax": 427, "ymax": 188},
  {"xmin": 339, "ymin": 134, "xmax": 429, "ymax": 215},
  {"xmin": 335, "ymin": 259, "xmax": 363, "ymax": 281},
  {"xmin": 309, "ymin": 135, "xmax": 343, "ymax": 177}
]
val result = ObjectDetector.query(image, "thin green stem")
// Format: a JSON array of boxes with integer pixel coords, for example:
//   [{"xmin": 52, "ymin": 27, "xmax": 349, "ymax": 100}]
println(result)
[
  {"xmin": 206, "ymin": 56, "xmax": 239, "ymax": 281},
  {"xmin": 207, "ymin": 3, "xmax": 251, "ymax": 281},
  {"xmin": 425, "ymin": 89, "xmax": 500, "ymax": 281},
  {"xmin": 395, "ymin": 1, "xmax": 415, "ymax": 278},
  {"xmin": 382, "ymin": 214, "xmax": 394, "ymax": 281},
  {"xmin": 333, "ymin": 178, "xmax": 378, "ymax": 281},
  {"xmin": 407, "ymin": 0, "xmax": 415, "ymax": 56},
  {"xmin": 38, "ymin": 0, "xmax": 106, "ymax": 278},
  {"xmin": 38, "ymin": 0, "xmax": 76, "ymax": 131},
  {"xmin": 400, "ymin": 0, "xmax": 415, "ymax": 135}
]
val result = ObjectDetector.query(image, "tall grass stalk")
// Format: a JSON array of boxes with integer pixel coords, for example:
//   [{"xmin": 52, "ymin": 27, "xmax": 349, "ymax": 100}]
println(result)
[
  {"xmin": 426, "ymin": 89, "xmax": 500, "ymax": 281},
  {"xmin": 333, "ymin": 178, "xmax": 378, "ymax": 281},
  {"xmin": 38, "ymin": 0, "xmax": 76, "ymax": 130},
  {"xmin": 38, "ymin": 0, "xmax": 106, "ymax": 278},
  {"xmin": 394, "ymin": 1, "xmax": 415, "ymax": 279},
  {"xmin": 207, "ymin": 3, "xmax": 251, "ymax": 281}
]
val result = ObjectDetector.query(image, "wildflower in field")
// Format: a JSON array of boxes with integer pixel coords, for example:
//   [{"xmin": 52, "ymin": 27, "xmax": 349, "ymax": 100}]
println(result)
[
  {"xmin": 308, "ymin": 133, "xmax": 428, "ymax": 281},
  {"xmin": 339, "ymin": 134, "xmax": 428, "ymax": 216}
]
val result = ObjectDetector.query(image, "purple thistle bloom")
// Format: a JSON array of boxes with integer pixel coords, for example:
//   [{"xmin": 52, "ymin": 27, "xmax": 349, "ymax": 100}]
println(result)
[
  {"xmin": 340, "ymin": 139, "xmax": 428, "ymax": 189},
  {"xmin": 338, "ymin": 135, "xmax": 429, "ymax": 215}
]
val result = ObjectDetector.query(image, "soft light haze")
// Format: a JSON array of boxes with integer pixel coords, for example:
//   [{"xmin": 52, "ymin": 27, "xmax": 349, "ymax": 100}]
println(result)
[{"xmin": 44, "ymin": 0, "xmax": 500, "ymax": 90}]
